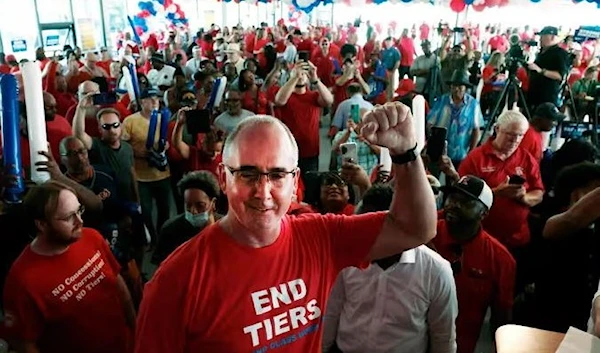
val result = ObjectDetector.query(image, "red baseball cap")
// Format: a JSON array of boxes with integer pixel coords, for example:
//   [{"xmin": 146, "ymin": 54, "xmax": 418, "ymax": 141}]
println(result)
[{"xmin": 396, "ymin": 78, "xmax": 416, "ymax": 96}]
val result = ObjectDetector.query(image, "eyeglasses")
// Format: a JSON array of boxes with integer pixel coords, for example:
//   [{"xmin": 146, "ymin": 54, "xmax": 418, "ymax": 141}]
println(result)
[
  {"xmin": 322, "ymin": 174, "xmax": 346, "ymax": 187},
  {"xmin": 101, "ymin": 122, "xmax": 121, "ymax": 130},
  {"xmin": 62, "ymin": 148, "xmax": 88, "ymax": 157},
  {"xmin": 55, "ymin": 205, "xmax": 85, "ymax": 223},
  {"xmin": 225, "ymin": 165, "xmax": 297, "ymax": 187}
]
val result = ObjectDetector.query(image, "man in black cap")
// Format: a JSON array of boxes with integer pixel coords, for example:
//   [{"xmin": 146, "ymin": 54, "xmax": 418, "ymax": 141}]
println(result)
[
  {"xmin": 520, "ymin": 102, "xmax": 565, "ymax": 161},
  {"xmin": 432, "ymin": 175, "xmax": 516, "ymax": 353},
  {"xmin": 427, "ymin": 69, "xmax": 484, "ymax": 167},
  {"xmin": 527, "ymin": 26, "xmax": 570, "ymax": 110},
  {"xmin": 148, "ymin": 52, "xmax": 176, "ymax": 92}
]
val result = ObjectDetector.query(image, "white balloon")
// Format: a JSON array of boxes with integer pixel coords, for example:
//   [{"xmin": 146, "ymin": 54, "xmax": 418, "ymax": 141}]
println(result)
[
  {"xmin": 21, "ymin": 62, "xmax": 50, "ymax": 184},
  {"xmin": 412, "ymin": 95, "xmax": 427, "ymax": 154}
]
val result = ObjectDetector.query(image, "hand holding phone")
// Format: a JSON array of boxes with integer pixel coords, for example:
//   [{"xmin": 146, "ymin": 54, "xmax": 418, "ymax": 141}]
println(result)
[
  {"xmin": 340, "ymin": 142, "xmax": 358, "ymax": 164},
  {"xmin": 508, "ymin": 174, "xmax": 526, "ymax": 185},
  {"xmin": 92, "ymin": 92, "xmax": 117, "ymax": 106},
  {"xmin": 426, "ymin": 127, "xmax": 447, "ymax": 162}
]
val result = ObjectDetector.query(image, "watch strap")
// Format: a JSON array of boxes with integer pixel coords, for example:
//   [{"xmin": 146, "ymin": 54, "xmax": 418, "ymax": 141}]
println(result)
[{"xmin": 390, "ymin": 143, "xmax": 419, "ymax": 165}]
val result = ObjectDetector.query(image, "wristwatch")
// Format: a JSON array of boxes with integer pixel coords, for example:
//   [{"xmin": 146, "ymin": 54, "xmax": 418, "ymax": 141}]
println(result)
[{"xmin": 390, "ymin": 143, "xmax": 419, "ymax": 165}]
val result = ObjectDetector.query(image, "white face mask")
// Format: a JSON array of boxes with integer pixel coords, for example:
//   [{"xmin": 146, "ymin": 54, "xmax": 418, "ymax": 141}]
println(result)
[{"xmin": 185, "ymin": 211, "xmax": 210, "ymax": 228}]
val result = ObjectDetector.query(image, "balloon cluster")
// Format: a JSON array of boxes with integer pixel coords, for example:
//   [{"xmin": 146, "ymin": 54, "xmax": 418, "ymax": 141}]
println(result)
[
  {"xmin": 131, "ymin": 0, "xmax": 189, "ymax": 36},
  {"xmin": 450, "ymin": 0, "xmax": 508, "ymax": 13},
  {"xmin": 572, "ymin": 0, "xmax": 600, "ymax": 7}
]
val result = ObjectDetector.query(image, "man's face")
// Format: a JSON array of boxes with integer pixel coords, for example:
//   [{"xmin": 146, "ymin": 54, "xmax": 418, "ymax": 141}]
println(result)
[
  {"xmin": 98, "ymin": 112, "xmax": 122, "ymax": 144},
  {"xmin": 538, "ymin": 117, "xmax": 557, "ymax": 132},
  {"xmin": 42, "ymin": 190, "xmax": 84, "ymax": 245},
  {"xmin": 225, "ymin": 92, "xmax": 242, "ymax": 115},
  {"xmin": 151, "ymin": 60, "xmax": 164, "ymax": 71},
  {"xmin": 62, "ymin": 139, "xmax": 91, "ymax": 174},
  {"xmin": 444, "ymin": 192, "xmax": 486, "ymax": 225},
  {"xmin": 540, "ymin": 34, "xmax": 554, "ymax": 47},
  {"xmin": 422, "ymin": 43, "xmax": 431, "ymax": 56},
  {"xmin": 218, "ymin": 124, "xmax": 298, "ymax": 236},
  {"xmin": 494, "ymin": 121, "xmax": 528, "ymax": 154},
  {"xmin": 451, "ymin": 84, "xmax": 466, "ymax": 101},
  {"xmin": 320, "ymin": 39, "xmax": 330, "ymax": 53},
  {"xmin": 43, "ymin": 94, "xmax": 57, "ymax": 121},
  {"xmin": 451, "ymin": 46, "xmax": 464, "ymax": 58},
  {"xmin": 224, "ymin": 63, "xmax": 237, "ymax": 77},
  {"xmin": 141, "ymin": 96, "xmax": 159, "ymax": 112},
  {"xmin": 184, "ymin": 188, "xmax": 214, "ymax": 215}
]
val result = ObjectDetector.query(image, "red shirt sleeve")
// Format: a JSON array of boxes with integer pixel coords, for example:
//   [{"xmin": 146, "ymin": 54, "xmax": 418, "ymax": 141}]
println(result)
[
  {"xmin": 492, "ymin": 239, "xmax": 517, "ymax": 310},
  {"xmin": 323, "ymin": 212, "xmax": 387, "ymax": 271},
  {"xmin": 525, "ymin": 153, "xmax": 544, "ymax": 192}
]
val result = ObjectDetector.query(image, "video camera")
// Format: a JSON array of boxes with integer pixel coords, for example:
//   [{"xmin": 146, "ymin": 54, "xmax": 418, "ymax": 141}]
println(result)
[{"xmin": 503, "ymin": 35, "xmax": 537, "ymax": 76}]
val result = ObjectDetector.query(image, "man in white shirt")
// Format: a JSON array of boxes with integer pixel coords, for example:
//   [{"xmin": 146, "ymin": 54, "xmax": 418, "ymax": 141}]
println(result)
[
  {"xmin": 323, "ymin": 184, "xmax": 458, "ymax": 353},
  {"xmin": 225, "ymin": 42, "xmax": 246, "ymax": 75},
  {"xmin": 147, "ymin": 53, "xmax": 176, "ymax": 92},
  {"xmin": 185, "ymin": 47, "xmax": 206, "ymax": 79}
]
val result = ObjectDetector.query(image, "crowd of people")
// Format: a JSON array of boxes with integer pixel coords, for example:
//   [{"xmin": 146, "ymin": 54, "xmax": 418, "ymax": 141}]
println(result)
[{"xmin": 1, "ymin": 17, "xmax": 600, "ymax": 353}]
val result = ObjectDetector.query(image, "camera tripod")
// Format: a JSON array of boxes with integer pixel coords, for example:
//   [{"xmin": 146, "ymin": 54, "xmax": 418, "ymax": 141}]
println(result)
[{"xmin": 478, "ymin": 68, "xmax": 531, "ymax": 145}]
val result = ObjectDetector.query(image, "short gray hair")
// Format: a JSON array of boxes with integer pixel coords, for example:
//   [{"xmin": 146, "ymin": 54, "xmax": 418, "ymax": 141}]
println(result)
[
  {"xmin": 495, "ymin": 110, "xmax": 529, "ymax": 130},
  {"xmin": 222, "ymin": 115, "xmax": 299, "ymax": 166}
]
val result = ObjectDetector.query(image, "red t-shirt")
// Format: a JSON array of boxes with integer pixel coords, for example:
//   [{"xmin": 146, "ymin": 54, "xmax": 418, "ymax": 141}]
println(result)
[
  {"xmin": 481, "ymin": 65, "xmax": 499, "ymax": 94},
  {"xmin": 134, "ymin": 212, "xmax": 386, "ymax": 353},
  {"xmin": 398, "ymin": 37, "xmax": 416, "ymax": 67},
  {"xmin": 432, "ymin": 219, "xmax": 516, "ymax": 353},
  {"xmin": 242, "ymin": 89, "xmax": 269, "ymax": 115},
  {"xmin": 188, "ymin": 147, "xmax": 222, "ymax": 177},
  {"xmin": 519, "ymin": 126, "xmax": 543, "ymax": 161},
  {"xmin": 419, "ymin": 24, "xmax": 430, "ymax": 41},
  {"xmin": 2, "ymin": 228, "xmax": 131, "ymax": 353},
  {"xmin": 273, "ymin": 89, "xmax": 322, "ymax": 158},
  {"xmin": 458, "ymin": 140, "xmax": 544, "ymax": 248},
  {"xmin": 312, "ymin": 51, "xmax": 337, "ymax": 88},
  {"xmin": 46, "ymin": 114, "xmax": 73, "ymax": 161},
  {"xmin": 332, "ymin": 79, "xmax": 356, "ymax": 111}
]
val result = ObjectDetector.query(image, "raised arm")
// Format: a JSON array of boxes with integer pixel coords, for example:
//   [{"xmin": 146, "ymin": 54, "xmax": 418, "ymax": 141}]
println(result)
[
  {"xmin": 172, "ymin": 108, "xmax": 191, "ymax": 159},
  {"xmin": 307, "ymin": 61, "xmax": 334, "ymax": 107},
  {"xmin": 361, "ymin": 102, "xmax": 437, "ymax": 259},
  {"xmin": 72, "ymin": 94, "xmax": 95, "ymax": 149}
]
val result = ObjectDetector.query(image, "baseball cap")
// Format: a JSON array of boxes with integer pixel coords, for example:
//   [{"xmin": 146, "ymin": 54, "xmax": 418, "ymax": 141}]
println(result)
[
  {"xmin": 447, "ymin": 175, "xmax": 493, "ymax": 210},
  {"xmin": 140, "ymin": 88, "xmax": 159, "ymax": 99},
  {"xmin": 396, "ymin": 78, "xmax": 416, "ymax": 96},
  {"xmin": 536, "ymin": 26, "xmax": 558, "ymax": 36},
  {"xmin": 534, "ymin": 102, "xmax": 566, "ymax": 122}
]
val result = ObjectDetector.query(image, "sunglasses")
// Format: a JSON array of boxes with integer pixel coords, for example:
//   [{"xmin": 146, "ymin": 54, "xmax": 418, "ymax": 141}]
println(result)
[
  {"xmin": 101, "ymin": 122, "xmax": 121, "ymax": 130},
  {"xmin": 322, "ymin": 175, "xmax": 346, "ymax": 187}
]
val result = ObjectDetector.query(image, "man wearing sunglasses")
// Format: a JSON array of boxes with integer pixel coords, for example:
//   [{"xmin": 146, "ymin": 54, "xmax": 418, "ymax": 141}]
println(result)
[
  {"xmin": 432, "ymin": 175, "xmax": 516, "ymax": 353},
  {"xmin": 136, "ymin": 102, "xmax": 437, "ymax": 353}
]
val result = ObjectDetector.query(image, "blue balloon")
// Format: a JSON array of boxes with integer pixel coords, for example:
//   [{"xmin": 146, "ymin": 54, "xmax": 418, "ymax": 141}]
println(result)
[
  {"xmin": 465, "ymin": 0, "xmax": 475, "ymax": 4},
  {"xmin": 530, "ymin": 0, "xmax": 541, "ymax": 3},
  {"xmin": 0, "ymin": 74, "xmax": 25, "ymax": 203},
  {"xmin": 401, "ymin": 0, "xmax": 412, "ymax": 3},
  {"xmin": 156, "ymin": 0, "xmax": 164, "ymax": 4},
  {"xmin": 166, "ymin": 12, "xmax": 176, "ymax": 20},
  {"xmin": 138, "ymin": 1, "xmax": 157, "ymax": 16}
]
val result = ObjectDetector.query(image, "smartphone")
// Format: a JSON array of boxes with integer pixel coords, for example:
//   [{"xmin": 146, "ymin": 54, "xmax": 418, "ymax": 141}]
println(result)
[
  {"xmin": 92, "ymin": 92, "xmax": 117, "ymax": 106},
  {"xmin": 298, "ymin": 52, "xmax": 309, "ymax": 62},
  {"xmin": 350, "ymin": 104, "xmax": 360, "ymax": 124},
  {"xmin": 453, "ymin": 27, "xmax": 465, "ymax": 33},
  {"xmin": 340, "ymin": 142, "xmax": 358, "ymax": 164},
  {"xmin": 185, "ymin": 109, "xmax": 212, "ymax": 135},
  {"xmin": 509, "ymin": 174, "xmax": 526, "ymax": 185},
  {"xmin": 380, "ymin": 147, "xmax": 392, "ymax": 174},
  {"xmin": 427, "ymin": 127, "xmax": 447, "ymax": 162}
]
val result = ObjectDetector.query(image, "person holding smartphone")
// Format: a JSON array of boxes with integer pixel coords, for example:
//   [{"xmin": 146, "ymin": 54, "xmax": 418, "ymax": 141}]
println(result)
[{"xmin": 457, "ymin": 111, "xmax": 543, "ymax": 284}]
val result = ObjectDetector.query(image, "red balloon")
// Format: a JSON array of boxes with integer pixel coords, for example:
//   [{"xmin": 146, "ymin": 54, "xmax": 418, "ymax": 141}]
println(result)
[
  {"xmin": 485, "ymin": 0, "xmax": 500, "ymax": 6},
  {"xmin": 450, "ymin": 0, "xmax": 467, "ymax": 12},
  {"xmin": 472, "ymin": 2, "xmax": 486, "ymax": 10},
  {"xmin": 499, "ymin": 0, "xmax": 509, "ymax": 6}
]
